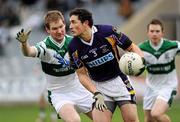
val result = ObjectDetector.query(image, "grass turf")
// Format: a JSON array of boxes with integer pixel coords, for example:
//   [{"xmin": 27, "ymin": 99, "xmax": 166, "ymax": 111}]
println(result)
[{"xmin": 0, "ymin": 101, "xmax": 180, "ymax": 122}]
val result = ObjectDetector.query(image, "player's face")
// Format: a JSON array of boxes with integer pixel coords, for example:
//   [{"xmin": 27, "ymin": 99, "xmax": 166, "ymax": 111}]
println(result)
[
  {"xmin": 147, "ymin": 24, "xmax": 163, "ymax": 45},
  {"xmin": 46, "ymin": 19, "xmax": 66, "ymax": 43},
  {"xmin": 69, "ymin": 15, "xmax": 87, "ymax": 36}
]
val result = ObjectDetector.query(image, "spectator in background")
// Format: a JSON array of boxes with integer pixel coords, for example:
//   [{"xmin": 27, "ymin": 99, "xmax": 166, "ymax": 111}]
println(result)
[
  {"xmin": 0, "ymin": 0, "xmax": 20, "ymax": 56},
  {"xmin": 19, "ymin": 0, "xmax": 44, "ymax": 29},
  {"xmin": 0, "ymin": 26, "xmax": 11, "ymax": 56},
  {"xmin": 20, "ymin": 0, "xmax": 38, "ymax": 6},
  {"xmin": 45, "ymin": 0, "xmax": 67, "ymax": 12},
  {"xmin": 0, "ymin": 0, "xmax": 20, "ymax": 27},
  {"xmin": 139, "ymin": 19, "xmax": 179, "ymax": 122},
  {"xmin": 117, "ymin": 0, "xmax": 140, "ymax": 19},
  {"xmin": 45, "ymin": 0, "xmax": 85, "ymax": 13},
  {"xmin": 118, "ymin": 0, "xmax": 133, "ymax": 19}
]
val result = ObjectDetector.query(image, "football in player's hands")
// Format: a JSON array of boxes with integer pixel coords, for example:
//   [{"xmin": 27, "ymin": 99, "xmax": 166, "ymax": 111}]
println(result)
[{"xmin": 119, "ymin": 52, "xmax": 145, "ymax": 76}]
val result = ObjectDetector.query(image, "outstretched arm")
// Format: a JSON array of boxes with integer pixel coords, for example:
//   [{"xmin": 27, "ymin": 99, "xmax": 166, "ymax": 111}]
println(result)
[{"xmin": 16, "ymin": 29, "xmax": 37, "ymax": 57}]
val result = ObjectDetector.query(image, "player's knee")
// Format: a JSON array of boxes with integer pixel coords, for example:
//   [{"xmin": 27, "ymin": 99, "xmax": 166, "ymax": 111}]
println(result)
[
  {"xmin": 63, "ymin": 114, "xmax": 81, "ymax": 122},
  {"xmin": 144, "ymin": 116, "xmax": 154, "ymax": 122},
  {"xmin": 151, "ymin": 111, "xmax": 161, "ymax": 120},
  {"xmin": 123, "ymin": 116, "xmax": 138, "ymax": 122}
]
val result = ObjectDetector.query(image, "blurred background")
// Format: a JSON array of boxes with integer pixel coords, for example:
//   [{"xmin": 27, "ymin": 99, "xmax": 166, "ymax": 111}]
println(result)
[{"xmin": 0, "ymin": 0, "xmax": 180, "ymax": 122}]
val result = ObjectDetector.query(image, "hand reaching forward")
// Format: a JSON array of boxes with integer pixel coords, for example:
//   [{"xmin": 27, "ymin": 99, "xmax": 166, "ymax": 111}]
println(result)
[{"xmin": 16, "ymin": 29, "xmax": 31, "ymax": 43}]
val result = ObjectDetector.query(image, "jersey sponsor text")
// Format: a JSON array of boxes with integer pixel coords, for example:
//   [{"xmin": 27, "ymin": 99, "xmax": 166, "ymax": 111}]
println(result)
[{"xmin": 87, "ymin": 52, "xmax": 114, "ymax": 67}]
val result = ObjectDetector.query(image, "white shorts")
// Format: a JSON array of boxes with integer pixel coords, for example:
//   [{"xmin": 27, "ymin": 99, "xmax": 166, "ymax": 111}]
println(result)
[
  {"xmin": 93, "ymin": 76, "xmax": 136, "ymax": 102},
  {"xmin": 143, "ymin": 86, "xmax": 177, "ymax": 110},
  {"xmin": 48, "ymin": 85, "xmax": 94, "ymax": 114}
]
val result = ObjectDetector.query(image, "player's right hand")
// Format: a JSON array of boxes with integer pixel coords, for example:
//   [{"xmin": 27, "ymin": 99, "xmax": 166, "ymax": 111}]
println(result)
[
  {"xmin": 93, "ymin": 92, "xmax": 108, "ymax": 111},
  {"xmin": 16, "ymin": 29, "xmax": 31, "ymax": 43}
]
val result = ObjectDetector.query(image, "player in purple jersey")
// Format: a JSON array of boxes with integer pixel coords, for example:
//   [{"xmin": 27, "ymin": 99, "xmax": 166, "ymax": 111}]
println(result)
[{"xmin": 68, "ymin": 8, "xmax": 144, "ymax": 122}]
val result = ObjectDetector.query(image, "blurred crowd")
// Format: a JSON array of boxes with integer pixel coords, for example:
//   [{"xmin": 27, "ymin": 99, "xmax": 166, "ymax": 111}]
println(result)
[{"xmin": 0, "ymin": 0, "xmax": 141, "ymax": 56}]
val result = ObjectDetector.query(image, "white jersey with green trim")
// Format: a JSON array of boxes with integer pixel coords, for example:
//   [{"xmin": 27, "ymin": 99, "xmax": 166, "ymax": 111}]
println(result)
[
  {"xmin": 139, "ymin": 38, "xmax": 180, "ymax": 89},
  {"xmin": 34, "ymin": 35, "xmax": 80, "ymax": 91}
]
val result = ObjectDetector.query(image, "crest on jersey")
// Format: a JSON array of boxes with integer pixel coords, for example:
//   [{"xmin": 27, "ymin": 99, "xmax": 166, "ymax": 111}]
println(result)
[
  {"xmin": 54, "ymin": 53, "xmax": 70, "ymax": 67},
  {"xmin": 100, "ymin": 45, "xmax": 109, "ymax": 53},
  {"xmin": 72, "ymin": 50, "xmax": 82, "ymax": 68}
]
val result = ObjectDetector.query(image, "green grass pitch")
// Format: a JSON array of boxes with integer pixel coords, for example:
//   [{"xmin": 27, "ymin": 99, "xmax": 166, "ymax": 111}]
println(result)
[{"xmin": 0, "ymin": 101, "xmax": 180, "ymax": 122}]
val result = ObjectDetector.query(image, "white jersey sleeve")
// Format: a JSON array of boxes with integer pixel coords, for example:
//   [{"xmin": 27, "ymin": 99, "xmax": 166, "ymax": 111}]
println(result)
[
  {"xmin": 34, "ymin": 41, "xmax": 47, "ymax": 59},
  {"xmin": 176, "ymin": 40, "xmax": 180, "ymax": 55}
]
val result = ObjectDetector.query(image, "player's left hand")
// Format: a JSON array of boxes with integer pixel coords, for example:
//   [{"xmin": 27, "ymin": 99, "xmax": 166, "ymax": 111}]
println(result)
[
  {"xmin": 16, "ymin": 29, "xmax": 31, "ymax": 43},
  {"xmin": 93, "ymin": 92, "xmax": 108, "ymax": 111}
]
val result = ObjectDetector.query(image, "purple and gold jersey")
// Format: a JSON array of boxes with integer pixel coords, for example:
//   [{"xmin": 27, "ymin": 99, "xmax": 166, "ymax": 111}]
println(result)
[{"xmin": 68, "ymin": 25, "xmax": 132, "ymax": 82}]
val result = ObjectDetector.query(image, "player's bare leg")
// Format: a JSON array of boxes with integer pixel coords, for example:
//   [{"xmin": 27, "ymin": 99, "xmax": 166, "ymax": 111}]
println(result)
[
  {"xmin": 59, "ymin": 104, "xmax": 80, "ymax": 122},
  {"xmin": 120, "ymin": 103, "xmax": 139, "ymax": 122},
  {"xmin": 86, "ymin": 109, "xmax": 111, "ymax": 122},
  {"xmin": 144, "ymin": 110, "xmax": 157, "ymax": 122},
  {"xmin": 151, "ymin": 98, "xmax": 171, "ymax": 122}
]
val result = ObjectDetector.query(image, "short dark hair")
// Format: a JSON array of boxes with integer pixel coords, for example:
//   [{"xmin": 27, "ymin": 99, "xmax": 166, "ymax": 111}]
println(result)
[
  {"xmin": 147, "ymin": 19, "xmax": 164, "ymax": 31},
  {"xmin": 69, "ymin": 8, "xmax": 93, "ymax": 27}
]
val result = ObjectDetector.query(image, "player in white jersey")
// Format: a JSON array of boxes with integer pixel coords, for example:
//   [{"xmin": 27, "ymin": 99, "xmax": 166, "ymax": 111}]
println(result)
[
  {"xmin": 16, "ymin": 10, "xmax": 108, "ymax": 122},
  {"xmin": 139, "ymin": 19, "xmax": 180, "ymax": 122}
]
